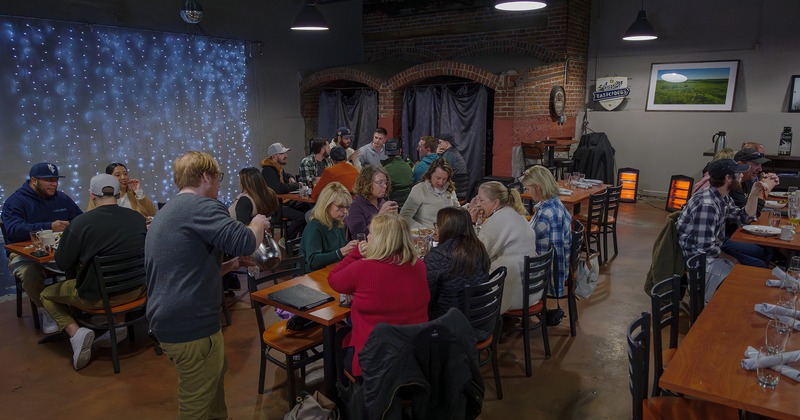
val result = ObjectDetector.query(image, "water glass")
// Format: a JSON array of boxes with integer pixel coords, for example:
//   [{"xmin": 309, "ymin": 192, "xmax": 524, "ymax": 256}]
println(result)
[
  {"xmin": 767, "ymin": 209, "xmax": 782, "ymax": 228},
  {"xmin": 570, "ymin": 172, "xmax": 580, "ymax": 186},
  {"xmin": 789, "ymin": 186, "xmax": 798, "ymax": 196},
  {"xmin": 766, "ymin": 319, "xmax": 791, "ymax": 354},
  {"xmin": 757, "ymin": 346, "xmax": 781, "ymax": 388},
  {"xmin": 247, "ymin": 265, "xmax": 260, "ymax": 278},
  {"xmin": 30, "ymin": 231, "xmax": 44, "ymax": 251},
  {"xmin": 356, "ymin": 233, "xmax": 367, "ymax": 242}
]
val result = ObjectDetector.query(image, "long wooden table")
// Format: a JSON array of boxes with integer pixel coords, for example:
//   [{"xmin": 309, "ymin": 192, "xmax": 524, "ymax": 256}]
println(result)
[
  {"xmin": 659, "ymin": 265, "xmax": 800, "ymax": 419},
  {"xmin": 4, "ymin": 240, "xmax": 55, "ymax": 264},
  {"xmin": 731, "ymin": 212, "xmax": 800, "ymax": 252},
  {"xmin": 249, "ymin": 264, "xmax": 348, "ymax": 394},
  {"xmin": 521, "ymin": 180, "xmax": 609, "ymax": 214}
]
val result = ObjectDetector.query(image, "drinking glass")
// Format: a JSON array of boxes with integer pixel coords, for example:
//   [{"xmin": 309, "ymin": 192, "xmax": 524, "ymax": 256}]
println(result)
[
  {"xmin": 30, "ymin": 231, "xmax": 44, "ymax": 252},
  {"xmin": 475, "ymin": 210, "xmax": 485, "ymax": 233},
  {"xmin": 757, "ymin": 346, "xmax": 781, "ymax": 388},
  {"xmin": 789, "ymin": 186, "xmax": 798, "ymax": 196},
  {"xmin": 767, "ymin": 209, "xmax": 782, "ymax": 228},
  {"xmin": 356, "ymin": 233, "xmax": 367, "ymax": 242},
  {"xmin": 788, "ymin": 196, "xmax": 800, "ymax": 227},
  {"xmin": 766, "ymin": 319, "xmax": 791, "ymax": 354},
  {"xmin": 247, "ymin": 265, "xmax": 260, "ymax": 278},
  {"xmin": 570, "ymin": 172, "xmax": 580, "ymax": 187}
]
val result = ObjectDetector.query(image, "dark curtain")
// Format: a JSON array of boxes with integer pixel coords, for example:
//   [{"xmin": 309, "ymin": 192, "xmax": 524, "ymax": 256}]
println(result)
[
  {"xmin": 402, "ymin": 83, "xmax": 488, "ymax": 198},
  {"xmin": 318, "ymin": 89, "xmax": 377, "ymax": 148}
]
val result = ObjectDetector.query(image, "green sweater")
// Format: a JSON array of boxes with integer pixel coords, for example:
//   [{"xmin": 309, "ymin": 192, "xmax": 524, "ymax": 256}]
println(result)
[{"xmin": 301, "ymin": 218, "xmax": 347, "ymax": 271}]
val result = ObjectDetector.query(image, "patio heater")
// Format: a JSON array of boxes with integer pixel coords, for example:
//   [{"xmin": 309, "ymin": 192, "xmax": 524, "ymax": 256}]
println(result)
[
  {"xmin": 617, "ymin": 167, "xmax": 640, "ymax": 203},
  {"xmin": 666, "ymin": 175, "xmax": 694, "ymax": 212}
]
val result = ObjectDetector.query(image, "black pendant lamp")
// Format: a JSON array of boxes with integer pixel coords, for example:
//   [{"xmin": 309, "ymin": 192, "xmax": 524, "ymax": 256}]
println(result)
[
  {"xmin": 623, "ymin": 0, "xmax": 657, "ymax": 41},
  {"xmin": 291, "ymin": 1, "xmax": 329, "ymax": 31}
]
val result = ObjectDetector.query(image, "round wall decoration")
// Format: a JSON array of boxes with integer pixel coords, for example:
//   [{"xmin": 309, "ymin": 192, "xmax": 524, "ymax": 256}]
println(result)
[{"xmin": 550, "ymin": 85, "xmax": 566, "ymax": 117}]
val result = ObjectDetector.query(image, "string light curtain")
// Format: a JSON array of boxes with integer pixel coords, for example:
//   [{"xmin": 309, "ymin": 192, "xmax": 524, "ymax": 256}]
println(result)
[{"xmin": 0, "ymin": 16, "xmax": 252, "ymax": 207}]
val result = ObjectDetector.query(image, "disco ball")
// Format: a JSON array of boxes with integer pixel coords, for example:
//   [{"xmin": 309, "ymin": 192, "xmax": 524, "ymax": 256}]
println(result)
[{"xmin": 180, "ymin": 0, "xmax": 203, "ymax": 24}]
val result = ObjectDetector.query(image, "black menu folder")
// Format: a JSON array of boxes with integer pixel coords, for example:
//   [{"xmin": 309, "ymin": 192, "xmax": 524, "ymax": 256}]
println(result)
[{"xmin": 268, "ymin": 284, "xmax": 335, "ymax": 311}]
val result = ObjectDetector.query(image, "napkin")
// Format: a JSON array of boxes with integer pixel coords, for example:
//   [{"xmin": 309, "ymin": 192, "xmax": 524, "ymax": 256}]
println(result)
[
  {"xmin": 574, "ymin": 182, "xmax": 594, "ymax": 189},
  {"xmin": 766, "ymin": 279, "xmax": 782, "ymax": 287},
  {"xmin": 772, "ymin": 267, "xmax": 789, "ymax": 282},
  {"xmin": 754, "ymin": 303, "xmax": 800, "ymax": 328},
  {"xmin": 742, "ymin": 346, "xmax": 800, "ymax": 372},
  {"xmin": 773, "ymin": 364, "xmax": 800, "ymax": 381},
  {"xmin": 582, "ymin": 179, "xmax": 603, "ymax": 185},
  {"xmin": 558, "ymin": 188, "xmax": 573, "ymax": 196}
]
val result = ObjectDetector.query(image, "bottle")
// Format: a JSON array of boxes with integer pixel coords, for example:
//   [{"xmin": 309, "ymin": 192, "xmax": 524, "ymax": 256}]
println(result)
[{"xmin": 779, "ymin": 127, "xmax": 793, "ymax": 156}]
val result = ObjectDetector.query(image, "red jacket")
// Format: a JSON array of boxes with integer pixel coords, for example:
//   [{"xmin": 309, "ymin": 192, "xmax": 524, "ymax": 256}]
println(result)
[
  {"xmin": 328, "ymin": 247, "xmax": 429, "ymax": 376},
  {"xmin": 311, "ymin": 162, "xmax": 359, "ymax": 200}
]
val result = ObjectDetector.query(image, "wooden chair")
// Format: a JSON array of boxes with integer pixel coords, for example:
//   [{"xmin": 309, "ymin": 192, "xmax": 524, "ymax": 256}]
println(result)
[
  {"xmin": 685, "ymin": 253, "xmax": 706, "ymax": 325},
  {"xmin": 649, "ymin": 275, "xmax": 681, "ymax": 397},
  {"xmin": 576, "ymin": 191, "xmax": 605, "ymax": 263},
  {"xmin": 246, "ymin": 245, "xmax": 322, "ymax": 401},
  {"xmin": 504, "ymin": 247, "xmax": 554, "ymax": 377},
  {"xmin": 521, "ymin": 142, "xmax": 554, "ymax": 172},
  {"xmin": 74, "ymin": 249, "xmax": 148, "ymax": 374},
  {"xmin": 627, "ymin": 312, "xmax": 738, "ymax": 420},
  {"xmin": 599, "ymin": 185, "xmax": 622, "ymax": 263},
  {"xmin": 546, "ymin": 136, "xmax": 575, "ymax": 179},
  {"xmin": 463, "ymin": 266, "xmax": 506, "ymax": 399}
]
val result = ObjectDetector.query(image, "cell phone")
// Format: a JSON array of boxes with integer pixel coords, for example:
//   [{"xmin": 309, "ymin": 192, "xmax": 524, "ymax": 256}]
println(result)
[{"xmin": 31, "ymin": 250, "xmax": 48, "ymax": 257}]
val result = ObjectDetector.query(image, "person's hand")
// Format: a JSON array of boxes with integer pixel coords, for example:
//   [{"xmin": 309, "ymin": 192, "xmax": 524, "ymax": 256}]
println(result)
[
  {"xmin": 52, "ymin": 220, "xmax": 69, "ymax": 232},
  {"xmin": 357, "ymin": 240, "xmax": 368, "ymax": 255},
  {"xmin": 288, "ymin": 176, "xmax": 296, "ymax": 183},
  {"xmin": 350, "ymin": 149, "xmax": 361, "ymax": 163},
  {"xmin": 340, "ymin": 240, "xmax": 359, "ymax": 257},
  {"xmin": 753, "ymin": 178, "xmax": 777, "ymax": 200},
  {"xmin": 128, "ymin": 179, "xmax": 141, "ymax": 191},
  {"xmin": 436, "ymin": 144, "xmax": 445, "ymax": 154},
  {"xmin": 252, "ymin": 214, "xmax": 270, "ymax": 231},
  {"xmin": 467, "ymin": 206, "xmax": 481, "ymax": 223},
  {"xmin": 379, "ymin": 200, "xmax": 399, "ymax": 213}
]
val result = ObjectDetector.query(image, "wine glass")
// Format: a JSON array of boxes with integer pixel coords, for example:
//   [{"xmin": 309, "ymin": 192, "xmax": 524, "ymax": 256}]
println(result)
[{"xmin": 475, "ymin": 210, "xmax": 485, "ymax": 233}]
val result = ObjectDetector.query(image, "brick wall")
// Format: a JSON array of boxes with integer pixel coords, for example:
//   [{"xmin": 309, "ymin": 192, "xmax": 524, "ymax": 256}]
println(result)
[{"xmin": 299, "ymin": 0, "xmax": 591, "ymax": 176}]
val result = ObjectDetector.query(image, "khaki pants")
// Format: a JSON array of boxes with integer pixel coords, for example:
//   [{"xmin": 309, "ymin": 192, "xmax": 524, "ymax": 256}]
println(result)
[
  {"xmin": 161, "ymin": 329, "xmax": 228, "ymax": 420},
  {"xmin": 8, "ymin": 253, "xmax": 47, "ymax": 307},
  {"xmin": 39, "ymin": 279, "xmax": 146, "ymax": 331}
]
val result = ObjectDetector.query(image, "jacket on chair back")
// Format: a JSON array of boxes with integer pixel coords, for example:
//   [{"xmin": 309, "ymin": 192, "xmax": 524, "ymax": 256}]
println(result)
[{"xmin": 358, "ymin": 308, "xmax": 484, "ymax": 420}]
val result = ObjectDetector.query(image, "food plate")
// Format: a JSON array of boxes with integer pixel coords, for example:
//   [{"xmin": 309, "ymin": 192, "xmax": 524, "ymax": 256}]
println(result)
[
  {"xmin": 770, "ymin": 191, "xmax": 790, "ymax": 198},
  {"xmin": 742, "ymin": 225, "xmax": 781, "ymax": 237},
  {"xmin": 765, "ymin": 200, "xmax": 787, "ymax": 209}
]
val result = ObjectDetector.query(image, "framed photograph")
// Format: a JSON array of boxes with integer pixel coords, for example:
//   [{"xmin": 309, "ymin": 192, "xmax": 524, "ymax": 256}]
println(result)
[
  {"xmin": 788, "ymin": 75, "xmax": 800, "ymax": 112},
  {"xmin": 646, "ymin": 60, "xmax": 739, "ymax": 111}
]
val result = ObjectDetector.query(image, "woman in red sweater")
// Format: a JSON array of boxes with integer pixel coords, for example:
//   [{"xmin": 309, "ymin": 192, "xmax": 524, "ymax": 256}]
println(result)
[{"xmin": 329, "ymin": 212, "xmax": 429, "ymax": 377}]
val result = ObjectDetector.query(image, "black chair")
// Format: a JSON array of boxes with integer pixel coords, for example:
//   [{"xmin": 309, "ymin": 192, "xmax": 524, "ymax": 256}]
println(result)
[
  {"xmin": 75, "ymin": 249, "xmax": 148, "ymax": 374},
  {"xmin": 546, "ymin": 136, "xmax": 575, "ymax": 180},
  {"xmin": 599, "ymin": 185, "xmax": 622, "ymax": 263},
  {"xmin": 546, "ymin": 220, "xmax": 584, "ymax": 338},
  {"xmin": 627, "ymin": 311, "xmax": 738, "ymax": 420},
  {"xmin": 576, "ymin": 191, "xmax": 605, "ymax": 263},
  {"xmin": 649, "ymin": 274, "xmax": 681, "ymax": 397},
  {"xmin": 246, "ymin": 245, "xmax": 321, "ymax": 401},
  {"xmin": 685, "ymin": 253, "xmax": 706, "ymax": 325},
  {"xmin": 463, "ymin": 266, "xmax": 506, "ymax": 399},
  {"xmin": 504, "ymin": 247, "xmax": 554, "ymax": 377}
]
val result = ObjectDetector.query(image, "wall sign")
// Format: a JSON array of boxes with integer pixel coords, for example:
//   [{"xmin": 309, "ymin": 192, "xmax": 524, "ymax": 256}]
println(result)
[{"xmin": 592, "ymin": 77, "xmax": 629, "ymax": 111}]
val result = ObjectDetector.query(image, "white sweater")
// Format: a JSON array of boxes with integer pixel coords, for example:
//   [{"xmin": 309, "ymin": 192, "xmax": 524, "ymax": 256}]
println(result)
[{"xmin": 399, "ymin": 181, "xmax": 459, "ymax": 229}]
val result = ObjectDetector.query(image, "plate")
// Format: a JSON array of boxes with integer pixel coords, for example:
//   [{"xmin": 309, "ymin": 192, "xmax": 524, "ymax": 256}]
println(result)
[
  {"xmin": 770, "ymin": 192, "xmax": 790, "ymax": 198},
  {"xmin": 765, "ymin": 200, "xmax": 787, "ymax": 209},
  {"xmin": 742, "ymin": 225, "xmax": 781, "ymax": 237}
]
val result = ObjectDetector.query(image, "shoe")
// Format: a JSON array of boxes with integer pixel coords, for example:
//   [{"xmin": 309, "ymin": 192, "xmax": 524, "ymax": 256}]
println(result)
[
  {"xmin": 70, "ymin": 327, "xmax": 95, "ymax": 370},
  {"xmin": 93, "ymin": 327, "xmax": 128, "ymax": 348},
  {"xmin": 39, "ymin": 308, "xmax": 59, "ymax": 334}
]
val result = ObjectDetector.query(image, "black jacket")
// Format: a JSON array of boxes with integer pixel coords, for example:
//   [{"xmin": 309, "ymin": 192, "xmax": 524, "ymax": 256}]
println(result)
[
  {"xmin": 358, "ymin": 308, "xmax": 484, "ymax": 420},
  {"xmin": 572, "ymin": 132, "xmax": 616, "ymax": 184},
  {"xmin": 260, "ymin": 158, "xmax": 299, "ymax": 194},
  {"xmin": 424, "ymin": 239, "xmax": 489, "ymax": 324}
]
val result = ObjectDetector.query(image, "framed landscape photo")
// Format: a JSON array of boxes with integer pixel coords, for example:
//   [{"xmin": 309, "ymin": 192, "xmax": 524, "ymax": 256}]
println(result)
[
  {"xmin": 646, "ymin": 60, "xmax": 739, "ymax": 111},
  {"xmin": 788, "ymin": 75, "xmax": 800, "ymax": 112}
]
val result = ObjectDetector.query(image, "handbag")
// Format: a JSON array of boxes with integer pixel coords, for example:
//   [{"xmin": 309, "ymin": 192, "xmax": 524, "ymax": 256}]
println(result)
[
  {"xmin": 575, "ymin": 249, "xmax": 600, "ymax": 299},
  {"xmin": 284, "ymin": 391, "xmax": 338, "ymax": 420},
  {"xmin": 545, "ymin": 303, "xmax": 565, "ymax": 326}
]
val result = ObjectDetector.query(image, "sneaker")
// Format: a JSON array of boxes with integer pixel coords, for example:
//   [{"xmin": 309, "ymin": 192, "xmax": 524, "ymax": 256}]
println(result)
[
  {"xmin": 70, "ymin": 327, "xmax": 95, "ymax": 370},
  {"xmin": 39, "ymin": 308, "xmax": 59, "ymax": 334},
  {"xmin": 93, "ymin": 327, "xmax": 128, "ymax": 348}
]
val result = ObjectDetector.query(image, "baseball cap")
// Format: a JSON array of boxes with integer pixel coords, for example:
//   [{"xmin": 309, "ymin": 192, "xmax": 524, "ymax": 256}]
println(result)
[
  {"xmin": 707, "ymin": 159, "xmax": 750, "ymax": 179},
  {"xmin": 89, "ymin": 173, "xmax": 120, "ymax": 196},
  {"xmin": 267, "ymin": 143, "xmax": 291, "ymax": 157},
  {"xmin": 29, "ymin": 162, "xmax": 65, "ymax": 179},
  {"xmin": 330, "ymin": 146, "xmax": 348, "ymax": 162},
  {"xmin": 385, "ymin": 138, "xmax": 401, "ymax": 156},
  {"xmin": 336, "ymin": 127, "xmax": 351, "ymax": 137},
  {"xmin": 439, "ymin": 133, "xmax": 457, "ymax": 148},
  {"xmin": 734, "ymin": 148, "xmax": 770, "ymax": 165}
]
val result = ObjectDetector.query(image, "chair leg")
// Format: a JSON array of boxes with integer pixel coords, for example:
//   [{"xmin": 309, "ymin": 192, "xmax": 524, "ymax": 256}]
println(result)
[
  {"xmin": 541, "ymin": 313, "xmax": 551, "ymax": 359},
  {"xmin": 522, "ymin": 313, "xmax": 532, "ymax": 377},
  {"xmin": 612, "ymin": 228, "xmax": 619, "ymax": 256},
  {"xmin": 258, "ymin": 349, "xmax": 266, "ymax": 394},
  {"xmin": 286, "ymin": 355, "xmax": 297, "ymax": 403},
  {"xmin": 15, "ymin": 278, "xmax": 23, "ymax": 318},
  {"xmin": 30, "ymin": 300, "xmax": 41, "ymax": 330},
  {"xmin": 110, "ymin": 327, "xmax": 121, "ymax": 374},
  {"xmin": 568, "ymin": 290, "xmax": 578, "ymax": 337},
  {"xmin": 602, "ymin": 230, "xmax": 609, "ymax": 264},
  {"xmin": 490, "ymin": 341, "xmax": 503, "ymax": 399}
]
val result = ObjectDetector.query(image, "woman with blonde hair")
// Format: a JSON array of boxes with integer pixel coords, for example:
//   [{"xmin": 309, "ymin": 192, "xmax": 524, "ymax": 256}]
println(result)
[
  {"xmin": 400, "ymin": 158, "xmax": 459, "ymax": 229},
  {"xmin": 468, "ymin": 181, "xmax": 537, "ymax": 312},
  {"xmin": 88, "ymin": 162, "xmax": 157, "ymax": 217},
  {"xmin": 345, "ymin": 164, "xmax": 398, "ymax": 239},
  {"xmin": 229, "ymin": 167, "xmax": 278, "ymax": 224},
  {"xmin": 520, "ymin": 165, "xmax": 572, "ymax": 297},
  {"xmin": 300, "ymin": 182, "xmax": 359, "ymax": 271},
  {"xmin": 329, "ymin": 212, "xmax": 429, "ymax": 377}
]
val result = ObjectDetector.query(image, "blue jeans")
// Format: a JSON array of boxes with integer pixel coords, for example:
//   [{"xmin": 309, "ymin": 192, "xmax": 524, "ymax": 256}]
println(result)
[{"xmin": 721, "ymin": 238, "xmax": 772, "ymax": 268}]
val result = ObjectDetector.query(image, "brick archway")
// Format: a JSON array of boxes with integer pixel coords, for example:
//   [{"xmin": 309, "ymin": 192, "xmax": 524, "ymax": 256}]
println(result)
[
  {"xmin": 299, "ymin": 67, "xmax": 383, "ymax": 93},
  {"xmin": 385, "ymin": 61, "xmax": 502, "ymax": 92},
  {"xmin": 449, "ymin": 40, "xmax": 558, "ymax": 64}
]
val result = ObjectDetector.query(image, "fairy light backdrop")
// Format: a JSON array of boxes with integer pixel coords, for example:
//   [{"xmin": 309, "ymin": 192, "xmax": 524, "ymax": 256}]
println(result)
[{"xmin": 0, "ymin": 16, "xmax": 252, "ymax": 209}]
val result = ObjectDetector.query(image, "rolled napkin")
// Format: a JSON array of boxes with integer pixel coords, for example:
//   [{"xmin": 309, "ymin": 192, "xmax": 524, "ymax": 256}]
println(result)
[
  {"xmin": 754, "ymin": 303, "xmax": 800, "ymax": 329},
  {"xmin": 766, "ymin": 279, "xmax": 782, "ymax": 287},
  {"xmin": 558, "ymin": 188, "xmax": 574, "ymax": 196},
  {"xmin": 773, "ymin": 364, "xmax": 800, "ymax": 382},
  {"xmin": 772, "ymin": 266, "xmax": 789, "ymax": 282},
  {"xmin": 742, "ymin": 346, "xmax": 800, "ymax": 370},
  {"xmin": 583, "ymin": 179, "xmax": 603, "ymax": 185},
  {"xmin": 574, "ymin": 182, "xmax": 593, "ymax": 189}
]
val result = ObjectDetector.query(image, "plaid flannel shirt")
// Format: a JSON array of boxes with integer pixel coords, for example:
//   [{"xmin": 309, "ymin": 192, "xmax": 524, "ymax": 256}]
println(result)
[
  {"xmin": 676, "ymin": 186, "xmax": 754, "ymax": 261},
  {"xmin": 530, "ymin": 197, "xmax": 572, "ymax": 297},
  {"xmin": 297, "ymin": 154, "xmax": 332, "ymax": 185}
]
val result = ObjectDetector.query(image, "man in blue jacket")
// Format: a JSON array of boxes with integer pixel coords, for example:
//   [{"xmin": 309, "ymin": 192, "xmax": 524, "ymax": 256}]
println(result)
[{"xmin": 1, "ymin": 162, "xmax": 82, "ymax": 332}]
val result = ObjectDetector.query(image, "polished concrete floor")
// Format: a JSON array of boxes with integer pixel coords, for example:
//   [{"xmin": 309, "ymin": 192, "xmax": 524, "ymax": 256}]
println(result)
[{"xmin": 0, "ymin": 199, "xmax": 668, "ymax": 419}]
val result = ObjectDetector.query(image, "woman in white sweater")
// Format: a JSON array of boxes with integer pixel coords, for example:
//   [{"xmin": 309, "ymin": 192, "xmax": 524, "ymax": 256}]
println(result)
[
  {"xmin": 400, "ymin": 158, "xmax": 459, "ymax": 229},
  {"xmin": 468, "ymin": 181, "xmax": 538, "ymax": 312}
]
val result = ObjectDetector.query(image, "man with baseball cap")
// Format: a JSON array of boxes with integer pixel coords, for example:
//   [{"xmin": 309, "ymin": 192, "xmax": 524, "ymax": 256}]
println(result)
[
  {"xmin": 676, "ymin": 159, "xmax": 776, "ymax": 300},
  {"xmin": 311, "ymin": 146, "xmax": 359, "ymax": 200},
  {"xmin": 381, "ymin": 138, "xmax": 413, "ymax": 207},
  {"xmin": 260, "ymin": 142, "xmax": 306, "ymax": 239},
  {"xmin": 330, "ymin": 126, "xmax": 361, "ymax": 170},
  {"xmin": 437, "ymin": 133, "xmax": 469, "ymax": 201},
  {"xmin": 39, "ymin": 173, "xmax": 147, "ymax": 370},
  {"xmin": 730, "ymin": 147, "xmax": 778, "ymax": 211},
  {"xmin": 1, "ymin": 162, "xmax": 82, "ymax": 333}
]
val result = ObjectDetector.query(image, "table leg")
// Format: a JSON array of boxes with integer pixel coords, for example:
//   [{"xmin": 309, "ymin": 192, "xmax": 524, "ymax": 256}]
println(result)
[
  {"xmin": 573, "ymin": 202, "xmax": 581, "ymax": 215},
  {"xmin": 322, "ymin": 325, "xmax": 337, "ymax": 395}
]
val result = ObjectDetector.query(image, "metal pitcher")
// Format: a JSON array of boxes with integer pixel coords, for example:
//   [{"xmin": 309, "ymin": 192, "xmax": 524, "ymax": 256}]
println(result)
[
  {"xmin": 712, "ymin": 131, "xmax": 727, "ymax": 154},
  {"xmin": 251, "ymin": 231, "xmax": 282, "ymax": 270}
]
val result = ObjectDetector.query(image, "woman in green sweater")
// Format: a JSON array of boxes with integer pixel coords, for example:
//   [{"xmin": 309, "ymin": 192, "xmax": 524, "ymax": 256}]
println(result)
[{"xmin": 301, "ymin": 182, "xmax": 360, "ymax": 271}]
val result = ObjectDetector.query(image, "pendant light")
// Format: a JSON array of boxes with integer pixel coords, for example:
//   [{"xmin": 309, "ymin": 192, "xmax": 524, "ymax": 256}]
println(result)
[
  {"xmin": 622, "ymin": 0, "xmax": 657, "ymax": 41},
  {"xmin": 291, "ymin": 1, "xmax": 329, "ymax": 31},
  {"xmin": 495, "ymin": 1, "xmax": 547, "ymax": 11}
]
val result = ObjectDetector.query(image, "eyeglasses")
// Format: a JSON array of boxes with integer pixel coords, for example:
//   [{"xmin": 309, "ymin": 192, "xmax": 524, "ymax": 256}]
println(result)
[
  {"xmin": 373, "ymin": 180, "xmax": 388, "ymax": 186},
  {"xmin": 334, "ymin": 204, "xmax": 350, "ymax": 211}
]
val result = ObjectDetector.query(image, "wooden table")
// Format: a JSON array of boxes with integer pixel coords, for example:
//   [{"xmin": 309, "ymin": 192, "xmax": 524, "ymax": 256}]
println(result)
[
  {"xmin": 277, "ymin": 193, "xmax": 317, "ymax": 204},
  {"xmin": 250, "ymin": 264, "xmax": 348, "ymax": 393},
  {"xmin": 731, "ymin": 212, "xmax": 800, "ymax": 252},
  {"xmin": 521, "ymin": 180, "xmax": 609, "ymax": 214},
  {"xmin": 4, "ymin": 240, "xmax": 55, "ymax": 264},
  {"xmin": 659, "ymin": 265, "xmax": 800, "ymax": 419}
]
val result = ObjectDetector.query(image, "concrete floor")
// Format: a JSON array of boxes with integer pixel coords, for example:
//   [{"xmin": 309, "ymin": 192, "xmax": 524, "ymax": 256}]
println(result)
[{"xmin": 0, "ymin": 199, "xmax": 667, "ymax": 419}]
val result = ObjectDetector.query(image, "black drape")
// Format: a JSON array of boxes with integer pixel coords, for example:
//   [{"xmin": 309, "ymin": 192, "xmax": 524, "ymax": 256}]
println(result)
[
  {"xmin": 318, "ymin": 89, "xmax": 377, "ymax": 148},
  {"xmin": 402, "ymin": 83, "xmax": 487, "ymax": 198}
]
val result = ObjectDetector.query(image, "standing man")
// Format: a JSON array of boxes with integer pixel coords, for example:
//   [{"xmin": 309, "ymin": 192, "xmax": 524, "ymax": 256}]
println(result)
[
  {"xmin": 382, "ymin": 138, "xmax": 414, "ymax": 208},
  {"xmin": 437, "ymin": 134, "xmax": 469, "ymax": 201},
  {"xmin": 1, "ymin": 162, "xmax": 82, "ymax": 332},
  {"xmin": 146, "ymin": 151, "xmax": 268, "ymax": 419},
  {"xmin": 298, "ymin": 139, "xmax": 333, "ymax": 185},
  {"xmin": 413, "ymin": 135, "xmax": 439, "ymax": 184},
  {"xmin": 40, "ymin": 173, "xmax": 147, "ymax": 370},
  {"xmin": 330, "ymin": 126, "xmax": 361, "ymax": 169},
  {"xmin": 676, "ymin": 159, "xmax": 773, "ymax": 301},
  {"xmin": 357, "ymin": 127, "xmax": 388, "ymax": 168},
  {"xmin": 311, "ymin": 147, "xmax": 359, "ymax": 200}
]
